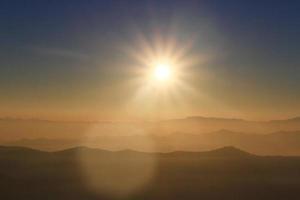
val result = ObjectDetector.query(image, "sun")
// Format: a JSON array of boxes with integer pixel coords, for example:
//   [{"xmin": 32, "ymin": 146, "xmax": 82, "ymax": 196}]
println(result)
[
  {"xmin": 153, "ymin": 63, "xmax": 171, "ymax": 81},
  {"xmin": 126, "ymin": 31, "xmax": 198, "ymax": 93}
]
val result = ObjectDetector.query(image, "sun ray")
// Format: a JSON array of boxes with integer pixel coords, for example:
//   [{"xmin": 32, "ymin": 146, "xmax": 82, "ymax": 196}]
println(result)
[{"xmin": 122, "ymin": 30, "xmax": 206, "ymax": 119}]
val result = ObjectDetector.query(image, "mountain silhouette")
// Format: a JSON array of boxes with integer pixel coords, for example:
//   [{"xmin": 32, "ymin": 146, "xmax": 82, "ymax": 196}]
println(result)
[
  {"xmin": 200, "ymin": 146, "xmax": 253, "ymax": 157},
  {"xmin": 0, "ymin": 145, "xmax": 252, "ymax": 157},
  {"xmin": 5, "ymin": 130, "xmax": 300, "ymax": 155},
  {"xmin": 165, "ymin": 146, "xmax": 253, "ymax": 158},
  {"xmin": 0, "ymin": 145, "xmax": 300, "ymax": 200}
]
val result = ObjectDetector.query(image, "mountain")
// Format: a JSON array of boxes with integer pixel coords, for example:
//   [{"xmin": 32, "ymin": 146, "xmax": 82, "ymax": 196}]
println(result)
[
  {"xmin": 2, "ymin": 116, "xmax": 300, "ymax": 156},
  {"xmin": 1, "ymin": 116, "xmax": 300, "ymax": 142},
  {"xmin": 159, "ymin": 130, "xmax": 300, "ymax": 155},
  {"xmin": 4, "ymin": 130, "xmax": 300, "ymax": 155},
  {"xmin": 198, "ymin": 146, "xmax": 253, "ymax": 157},
  {"xmin": 159, "ymin": 116, "xmax": 300, "ymax": 134},
  {"xmin": 166, "ymin": 146, "xmax": 253, "ymax": 157},
  {"xmin": 3, "ymin": 138, "xmax": 81, "ymax": 151},
  {"xmin": 0, "ymin": 145, "xmax": 252, "ymax": 158},
  {"xmin": 0, "ymin": 145, "xmax": 47, "ymax": 156},
  {"xmin": 0, "ymin": 145, "xmax": 300, "ymax": 200}
]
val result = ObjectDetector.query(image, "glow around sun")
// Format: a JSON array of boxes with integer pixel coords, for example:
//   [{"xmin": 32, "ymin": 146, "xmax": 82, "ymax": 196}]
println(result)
[
  {"xmin": 127, "ymin": 31, "xmax": 199, "ymax": 97},
  {"xmin": 125, "ymin": 32, "xmax": 200, "ymax": 117}
]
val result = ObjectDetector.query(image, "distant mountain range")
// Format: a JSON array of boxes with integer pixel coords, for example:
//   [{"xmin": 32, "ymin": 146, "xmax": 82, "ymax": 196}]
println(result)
[
  {"xmin": 3, "ymin": 130, "xmax": 300, "ymax": 156},
  {"xmin": 0, "ymin": 145, "xmax": 254, "ymax": 158},
  {"xmin": 1, "ymin": 116, "xmax": 300, "ymax": 155},
  {"xmin": 159, "ymin": 116, "xmax": 300, "ymax": 134},
  {"xmin": 1, "ymin": 115, "xmax": 300, "ymax": 139},
  {"xmin": 2, "ymin": 115, "xmax": 300, "ymax": 123}
]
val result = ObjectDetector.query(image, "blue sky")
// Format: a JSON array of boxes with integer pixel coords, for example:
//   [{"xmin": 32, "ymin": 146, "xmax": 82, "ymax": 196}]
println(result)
[{"xmin": 0, "ymin": 0, "xmax": 299, "ymax": 120}]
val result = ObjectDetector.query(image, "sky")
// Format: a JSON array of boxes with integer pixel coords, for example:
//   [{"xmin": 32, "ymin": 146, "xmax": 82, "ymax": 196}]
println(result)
[{"xmin": 0, "ymin": 0, "xmax": 300, "ymax": 121}]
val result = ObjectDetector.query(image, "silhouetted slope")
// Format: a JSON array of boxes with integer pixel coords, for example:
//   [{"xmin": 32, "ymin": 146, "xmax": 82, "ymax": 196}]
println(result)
[
  {"xmin": 200, "ymin": 146, "xmax": 253, "ymax": 157},
  {"xmin": 0, "ymin": 146, "xmax": 300, "ymax": 200},
  {"xmin": 166, "ymin": 146, "xmax": 253, "ymax": 157},
  {"xmin": 0, "ymin": 146, "xmax": 47, "ymax": 158},
  {"xmin": 54, "ymin": 146, "xmax": 111, "ymax": 155}
]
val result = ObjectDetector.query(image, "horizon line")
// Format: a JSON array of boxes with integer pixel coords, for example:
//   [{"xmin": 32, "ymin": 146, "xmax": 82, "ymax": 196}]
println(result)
[{"xmin": 0, "ymin": 115, "xmax": 299, "ymax": 124}]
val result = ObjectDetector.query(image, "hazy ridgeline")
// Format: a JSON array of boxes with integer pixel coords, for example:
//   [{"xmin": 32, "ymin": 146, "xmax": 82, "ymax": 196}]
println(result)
[{"xmin": 1, "ymin": 117, "xmax": 300, "ymax": 155}]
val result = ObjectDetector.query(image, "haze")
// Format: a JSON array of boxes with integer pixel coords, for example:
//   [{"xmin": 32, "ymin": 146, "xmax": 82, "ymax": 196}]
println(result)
[{"xmin": 2, "ymin": 1, "xmax": 300, "ymax": 200}]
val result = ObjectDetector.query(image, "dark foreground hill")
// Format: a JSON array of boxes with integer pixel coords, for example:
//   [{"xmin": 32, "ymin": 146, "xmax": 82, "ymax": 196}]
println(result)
[{"xmin": 0, "ymin": 146, "xmax": 300, "ymax": 200}]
